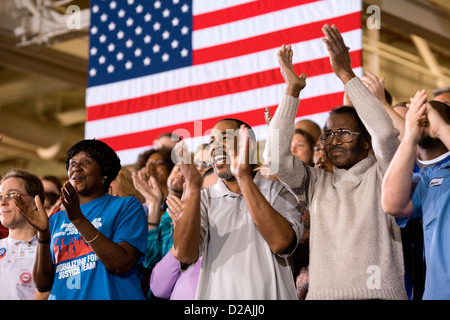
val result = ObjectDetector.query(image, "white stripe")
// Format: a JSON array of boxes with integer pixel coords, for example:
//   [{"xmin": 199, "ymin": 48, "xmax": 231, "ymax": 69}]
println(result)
[
  {"xmin": 192, "ymin": 0, "xmax": 361, "ymax": 49},
  {"xmin": 192, "ymin": 0, "xmax": 256, "ymax": 16},
  {"xmin": 86, "ymin": 30, "xmax": 361, "ymax": 107},
  {"xmin": 85, "ymin": 67, "xmax": 362, "ymax": 140}
]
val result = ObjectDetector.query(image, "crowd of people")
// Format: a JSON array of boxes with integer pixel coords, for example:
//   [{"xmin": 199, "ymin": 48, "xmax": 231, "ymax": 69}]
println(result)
[{"xmin": 0, "ymin": 24, "xmax": 449, "ymax": 300}]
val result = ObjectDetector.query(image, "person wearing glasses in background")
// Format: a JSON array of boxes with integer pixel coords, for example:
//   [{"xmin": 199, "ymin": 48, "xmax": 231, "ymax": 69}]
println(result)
[
  {"xmin": 193, "ymin": 143, "xmax": 214, "ymax": 175},
  {"xmin": 0, "ymin": 169, "xmax": 45, "ymax": 299},
  {"xmin": 264, "ymin": 24, "xmax": 407, "ymax": 300}
]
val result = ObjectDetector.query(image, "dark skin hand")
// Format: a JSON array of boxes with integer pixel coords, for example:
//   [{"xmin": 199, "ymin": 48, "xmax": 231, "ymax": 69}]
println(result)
[{"xmin": 321, "ymin": 23, "xmax": 356, "ymax": 84}]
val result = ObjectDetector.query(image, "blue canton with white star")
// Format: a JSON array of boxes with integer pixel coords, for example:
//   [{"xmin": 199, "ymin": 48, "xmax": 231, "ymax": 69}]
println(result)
[{"xmin": 88, "ymin": 0, "xmax": 192, "ymax": 87}]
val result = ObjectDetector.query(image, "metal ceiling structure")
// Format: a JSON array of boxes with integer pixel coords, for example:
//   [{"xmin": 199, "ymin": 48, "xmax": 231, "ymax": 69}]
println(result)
[{"xmin": 0, "ymin": 0, "xmax": 449, "ymax": 178}]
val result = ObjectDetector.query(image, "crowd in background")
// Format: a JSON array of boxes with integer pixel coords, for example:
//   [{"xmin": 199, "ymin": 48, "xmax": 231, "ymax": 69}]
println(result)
[{"xmin": 0, "ymin": 24, "xmax": 449, "ymax": 300}]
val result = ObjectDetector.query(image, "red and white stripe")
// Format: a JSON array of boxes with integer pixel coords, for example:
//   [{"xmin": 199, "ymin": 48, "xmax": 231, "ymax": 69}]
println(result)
[{"xmin": 85, "ymin": 0, "xmax": 363, "ymax": 165}]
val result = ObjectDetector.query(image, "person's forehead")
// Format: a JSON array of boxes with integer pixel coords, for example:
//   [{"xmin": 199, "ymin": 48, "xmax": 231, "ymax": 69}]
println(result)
[
  {"xmin": 0, "ymin": 177, "xmax": 26, "ymax": 193},
  {"xmin": 211, "ymin": 121, "xmax": 239, "ymax": 139},
  {"xmin": 325, "ymin": 113, "xmax": 358, "ymax": 131},
  {"xmin": 213, "ymin": 120, "xmax": 239, "ymax": 132},
  {"xmin": 435, "ymin": 92, "xmax": 450, "ymax": 105},
  {"xmin": 148, "ymin": 152, "xmax": 164, "ymax": 161}
]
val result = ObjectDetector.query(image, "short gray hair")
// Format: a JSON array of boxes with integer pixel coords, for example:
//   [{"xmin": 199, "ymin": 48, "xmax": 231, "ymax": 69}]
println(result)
[{"xmin": 433, "ymin": 86, "xmax": 450, "ymax": 98}]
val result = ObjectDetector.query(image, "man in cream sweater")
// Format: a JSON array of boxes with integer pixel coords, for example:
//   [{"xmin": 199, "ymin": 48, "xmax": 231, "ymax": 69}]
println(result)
[{"xmin": 264, "ymin": 24, "xmax": 407, "ymax": 300}]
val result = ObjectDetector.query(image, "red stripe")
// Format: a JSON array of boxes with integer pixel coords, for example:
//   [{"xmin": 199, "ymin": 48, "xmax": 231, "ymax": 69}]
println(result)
[
  {"xmin": 193, "ymin": 11, "xmax": 361, "ymax": 65},
  {"xmin": 193, "ymin": 0, "xmax": 319, "ymax": 30},
  {"xmin": 99, "ymin": 91, "xmax": 344, "ymax": 152},
  {"xmin": 87, "ymin": 50, "xmax": 361, "ymax": 121}
]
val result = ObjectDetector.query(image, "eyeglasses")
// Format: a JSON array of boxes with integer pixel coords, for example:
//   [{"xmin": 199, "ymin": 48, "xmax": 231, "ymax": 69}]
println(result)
[
  {"xmin": 194, "ymin": 162, "xmax": 213, "ymax": 168},
  {"xmin": 0, "ymin": 193, "xmax": 31, "ymax": 201},
  {"xmin": 319, "ymin": 129, "xmax": 360, "ymax": 146}
]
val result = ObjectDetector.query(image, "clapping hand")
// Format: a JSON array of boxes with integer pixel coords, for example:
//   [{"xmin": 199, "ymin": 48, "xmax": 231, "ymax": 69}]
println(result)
[
  {"xmin": 14, "ymin": 194, "xmax": 49, "ymax": 234},
  {"xmin": 166, "ymin": 195, "xmax": 183, "ymax": 227},
  {"xmin": 174, "ymin": 141, "xmax": 203, "ymax": 190},
  {"xmin": 61, "ymin": 181, "xmax": 83, "ymax": 222},
  {"xmin": 404, "ymin": 90, "xmax": 428, "ymax": 143},
  {"xmin": 278, "ymin": 44, "xmax": 307, "ymax": 98},
  {"xmin": 322, "ymin": 24, "xmax": 355, "ymax": 83},
  {"xmin": 230, "ymin": 125, "xmax": 253, "ymax": 181},
  {"xmin": 132, "ymin": 170, "xmax": 163, "ymax": 207}
]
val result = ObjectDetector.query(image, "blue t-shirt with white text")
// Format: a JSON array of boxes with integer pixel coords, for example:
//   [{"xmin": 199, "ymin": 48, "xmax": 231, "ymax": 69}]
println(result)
[{"xmin": 48, "ymin": 195, "xmax": 147, "ymax": 300}]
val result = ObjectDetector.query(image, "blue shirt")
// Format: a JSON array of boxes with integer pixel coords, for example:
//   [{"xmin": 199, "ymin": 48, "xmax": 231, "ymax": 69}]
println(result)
[
  {"xmin": 48, "ymin": 195, "xmax": 147, "ymax": 300},
  {"xmin": 397, "ymin": 155, "xmax": 450, "ymax": 300}
]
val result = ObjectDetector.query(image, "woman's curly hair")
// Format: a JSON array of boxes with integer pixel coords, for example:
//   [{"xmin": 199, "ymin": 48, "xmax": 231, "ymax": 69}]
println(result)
[{"xmin": 65, "ymin": 139, "xmax": 121, "ymax": 193}]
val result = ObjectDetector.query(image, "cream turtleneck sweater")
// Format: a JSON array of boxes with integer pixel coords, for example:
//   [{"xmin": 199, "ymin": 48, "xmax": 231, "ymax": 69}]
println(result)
[{"xmin": 264, "ymin": 77, "xmax": 407, "ymax": 300}]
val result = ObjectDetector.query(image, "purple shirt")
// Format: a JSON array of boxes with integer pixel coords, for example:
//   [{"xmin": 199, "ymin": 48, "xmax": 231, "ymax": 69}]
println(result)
[{"xmin": 150, "ymin": 250, "xmax": 201, "ymax": 300}]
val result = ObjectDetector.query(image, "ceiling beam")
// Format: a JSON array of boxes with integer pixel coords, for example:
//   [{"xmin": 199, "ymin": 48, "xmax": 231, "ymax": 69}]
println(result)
[
  {"xmin": 364, "ymin": 0, "xmax": 450, "ymax": 48},
  {"xmin": 0, "ymin": 31, "xmax": 87, "ymax": 86}
]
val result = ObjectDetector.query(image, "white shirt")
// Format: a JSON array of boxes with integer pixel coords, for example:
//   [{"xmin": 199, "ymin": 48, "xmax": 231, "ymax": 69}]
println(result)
[
  {"xmin": 0, "ymin": 236, "xmax": 37, "ymax": 300},
  {"xmin": 195, "ymin": 172, "xmax": 303, "ymax": 300}
]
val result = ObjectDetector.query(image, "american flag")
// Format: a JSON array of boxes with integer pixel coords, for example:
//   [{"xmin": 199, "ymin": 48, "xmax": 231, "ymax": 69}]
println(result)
[{"xmin": 85, "ymin": 0, "xmax": 363, "ymax": 166}]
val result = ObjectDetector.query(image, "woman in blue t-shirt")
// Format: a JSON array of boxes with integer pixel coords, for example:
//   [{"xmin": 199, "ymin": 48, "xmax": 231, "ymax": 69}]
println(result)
[{"xmin": 14, "ymin": 139, "xmax": 147, "ymax": 299}]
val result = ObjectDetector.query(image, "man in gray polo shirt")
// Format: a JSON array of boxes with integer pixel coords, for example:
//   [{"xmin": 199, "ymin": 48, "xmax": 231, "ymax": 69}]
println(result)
[{"xmin": 171, "ymin": 119, "xmax": 303, "ymax": 300}]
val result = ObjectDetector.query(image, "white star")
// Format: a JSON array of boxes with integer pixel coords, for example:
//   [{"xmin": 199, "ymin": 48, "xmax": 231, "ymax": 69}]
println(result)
[
  {"xmin": 144, "ymin": 35, "xmax": 151, "ymax": 43},
  {"xmin": 162, "ymin": 30, "xmax": 170, "ymax": 40},
  {"xmin": 127, "ymin": 0, "xmax": 134, "ymax": 5},
  {"xmin": 125, "ymin": 61, "xmax": 133, "ymax": 70},
  {"xmin": 99, "ymin": 34, "xmax": 107, "ymax": 43},
  {"xmin": 90, "ymin": 26, "xmax": 98, "ymax": 34},
  {"xmin": 153, "ymin": 22, "xmax": 161, "ymax": 31},
  {"xmin": 181, "ymin": 4, "xmax": 189, "ymax": 13},
  {"xmin": 108, "ymin": 22, "xmax": 116, "ymax": 31},
  {"xmin": 162, "ymin": 8, "xmax": 170, "ymax": 18},
  {"xmin": 117, "ymin": 30, "xmax": 124, "ymax": 39},
  {"xmin": 143, "ymin": 57, "xmax": 151, "ymax": 66},
  {"xmin": 152, "ymin": 44, "xmax": 160, "ymax": 53},
  {"xmin": 171, "ymin": 17, "xmax": 179, "ymax": 26},
  {"xmin": 162, "ymin": 53, "xmax": 170, "ymax": 62},
  {"xmin": 171, "ymin": 39, "xmax": 179, "ymax": 48},
  {"xmin": 181, "ymin": 26, "xmax": 189, "ymax": 35},
  {"xmin": 90, "ymin": 47, "xmax": 98, "ymax": 55},
  {"xmin": 89, "ymin": 68, "xmax": 97, "ymax": 77},
  {"xmin": 136, "ymin": 4, "xmax": 143, "ymax": 13},
  {"xmin": 173, "ymin": 0, "xmax": 179, "ymax": 4},
  {"xmin": 126, "ymin": 18, "xmax": 134, "ymax": 27},
  {"xmin": 118, "ymin": 9, "xmax": 126, "ymax": 18},
  {"xmin": 116, "ymin": 52, "xmax": 124, "ymax": 61},
  {"xmin": 126, "ymin": 39, "xmax": 133, "ymax": 48},
  {"xmin": 98, "ymin": 55, "xmax": 106, "ymax": 64},
  {"xmin": 180, "ymin": 48, "xmax": 188, "ymax": 57},
  {"xmin": 134, "ymin": 48, "xmax": 142, "ymax": 57},
  {"xmin": 100, "ymin": 13, "xmax": 108, "ymax": 22},
  {"xmin": 107, "ymin": 43, "xmax": 115, "ymax": 52},
  {"xmin": 107, "ymin": 64, "xmax": 115, "ymax": 73},
  {"xmin": 109, "ymin": 1, "xmax": 117, "ymax": 10},
  {"xmin": 154, "ymin": 1, "xmax": 161, "ymax": 9},
  {"xmin": 92, "ymin": 5, "xmax": 99, "ymax": 13},
  {"xmin": 135, "ymin": 26, "xmax": 143, "ymax": 35},
  {"xmin": 144, "ymin": 13, "xmax": 152, "ymax": 22}
]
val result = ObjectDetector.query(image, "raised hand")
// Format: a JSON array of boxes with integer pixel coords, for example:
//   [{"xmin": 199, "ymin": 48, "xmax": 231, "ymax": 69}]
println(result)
[
  {"xmin": 405, "ymin": 89, "xmax": 428, "ymax": 143},
  {"xmin": 277, "ymin": 44, "xmax": 307, "ymax": 98},
  {"xmin": 264, "ymin": 107, "xmax": 272, "ymax": 126},
  {"xmin": 361, "ymin": 71, "xmax": 387, "ymax": 103},
  {"xmin": 424, "ymin": 100, "xmax": 448, "ymax": 140},
  {"xmin": 132, "ymin": 170, "xmax": 163, "ymax": 207},
  {"xmin": 166, "ymin": 195, "xmax": 183, "ymax": 227},
  {"xmin": 321, "ymin": 24, "xmax": 355, "ymax": 83},
  {"xmin": 174, "ymin": 141, "xmax": 203, "ymax": 190},
  {"xmin": 61, "ymin": 181, "xmax": 83, "ymax": 222},
  {"xmin": 230, "ymin": 125, "xmax": 253, "ymax": 181},
  {"xmin": 14, "ymin": 194, "xmax": 49, "ymax": 233}
]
